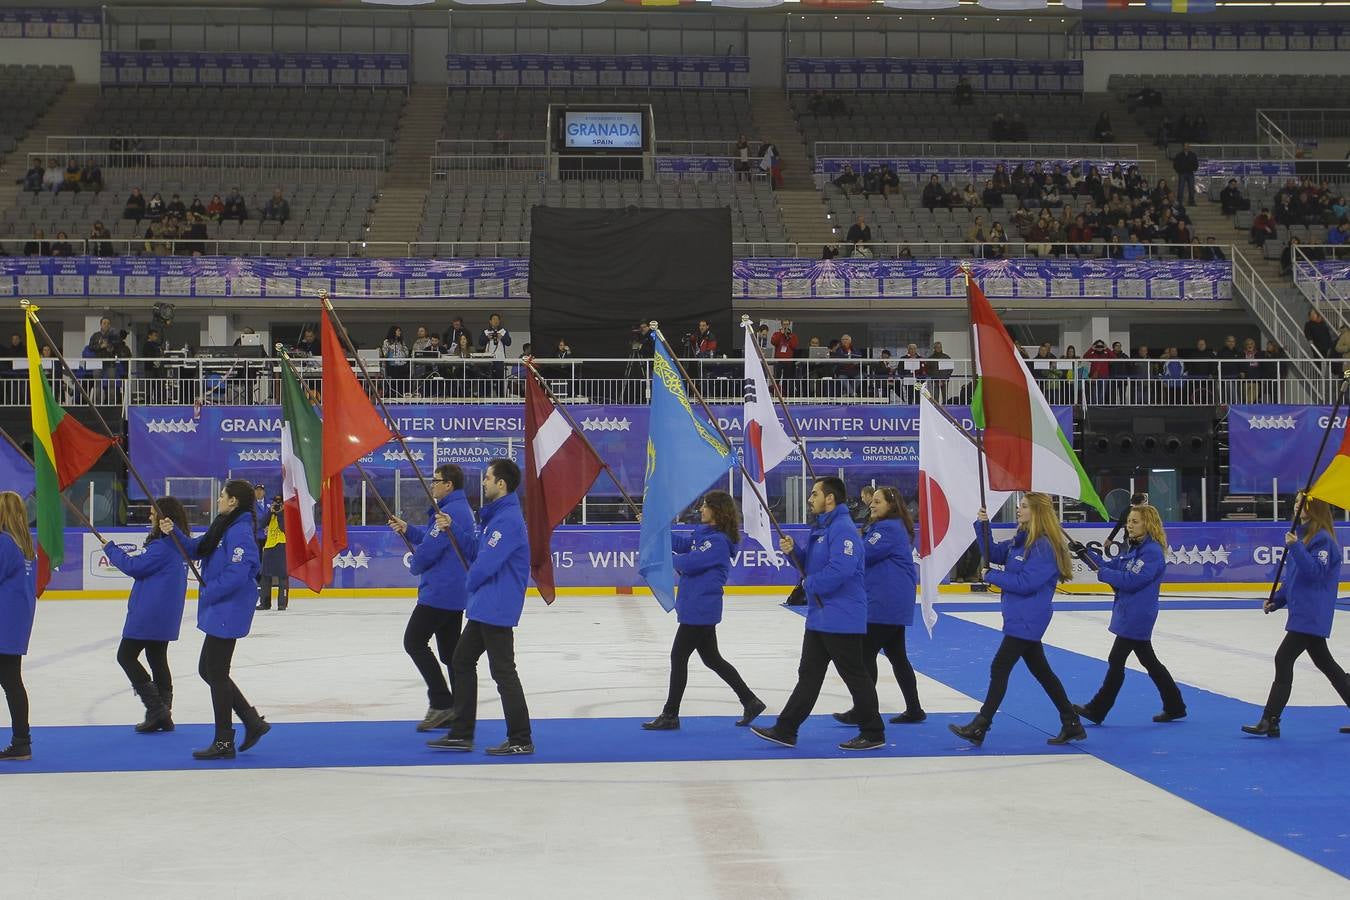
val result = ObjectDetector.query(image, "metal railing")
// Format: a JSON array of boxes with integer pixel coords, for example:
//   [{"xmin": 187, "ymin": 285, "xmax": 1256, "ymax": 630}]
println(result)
[
  {"xmin": 27, "ymin": 150, "xmax": 384, "ymax": 185},
  {"xmin": 1230, "ymin": 246, "xmax": 1321, "ymax": 389},
  {"xmin": 1292, "ymin": 245, "xmax": 1350, "ymax": 319},
  {"xmin": 1257, "ymin": 109, "xmax": 1350, "ymax": 142},
  {"xmin": 1255, "ymin": 111, "xmax": 1299, "ymax": 160},
  {"xmin": 45, "ymin": 135, "xmax": 387, "ymax": 169},
  {"xmin": 1, "ymin": 355, "xmax": 1337, "ymax": 410},
  {"xmin": 812, "ymin": 141, "xmax": 1141, "ymax": 160},
  {"xmin": 434, "ymin": 139, "xmax": 547, "ymax": 155},
  {"xmin": 429, "ymin": 154, "xmax": 548, "ymax": 181},
  {"xmin": 1192, "ymin": 143, "xmax": 1291, "ymax": 161}
]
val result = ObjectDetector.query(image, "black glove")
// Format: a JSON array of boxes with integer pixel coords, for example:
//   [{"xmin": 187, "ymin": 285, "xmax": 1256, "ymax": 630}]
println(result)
[{"xmin": 1067, "ymin": 540, "xmax": 1087, "ymax": 555}]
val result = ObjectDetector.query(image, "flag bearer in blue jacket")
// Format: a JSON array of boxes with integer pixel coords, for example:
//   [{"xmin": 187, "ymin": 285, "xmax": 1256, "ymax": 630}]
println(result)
[
  {"xmin": 104, "ymin": 496, "xmax": 190, "ymax": 734},
  {"xmin": 1243, "ymin": 494, "xmax": 1350, "ymax": 737},
  {"xmin": 428, "ymin": 458, "xmax": 535, "ymax": 756},
  {"xmin": 642, "ymin": 490, "xmax": 764, "ymax": 731},
  {"xmin": 168, "ymin": 479, "xmax": 270, "ymax": 761},
  {"xmin": 752, "ymin": 476, "xmax": 886, "ymax": 752},
  {"xmin": 0, "ymin": 491, "xmax": 37, "ymax": 761},
  {"xmin": 1071, "ymin": 504, "xmax": 1186, "ymax": 725},
  {"xmin": 389, "ymin": 463, "xmax": 475, "ymax": 733},
  {"xmin": 834, "ymin": 485, "xmax": 926, "ymax": 726},
  {"xmin": 950, "ymin": 492, "xmax": 1085, "ymax": 748}
]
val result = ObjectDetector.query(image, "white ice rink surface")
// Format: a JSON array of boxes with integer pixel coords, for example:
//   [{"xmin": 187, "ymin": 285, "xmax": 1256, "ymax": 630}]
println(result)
[{"xmin": 5, "ymin": 593, "xmax": 1350, "ymax": 899}]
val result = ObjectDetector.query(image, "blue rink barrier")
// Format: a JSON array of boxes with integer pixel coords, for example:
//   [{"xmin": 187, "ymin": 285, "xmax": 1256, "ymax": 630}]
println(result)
[{"xmin": 43, "ymin": 522, "xmax": 1350, "ymax": 596}]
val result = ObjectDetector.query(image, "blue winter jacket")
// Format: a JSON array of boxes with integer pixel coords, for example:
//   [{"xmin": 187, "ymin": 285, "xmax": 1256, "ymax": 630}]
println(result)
[
  {"xmin": 105, "ymin": 537, "xmax": 188, "ymax": 642},
  {"xmin": 0, "ymin": 533, "xmax": 37, "ymax": 656},
  {"xmin": 978, "ymin": 522, "xmax": 1061, "ymax": 641},
  {"xmin": 792, "ymin": 504, "xmax": 868, "ymax": 634},
  {"xmin": 672, "ymin": 525, "xmax": 734, "ymax": 626},
  {"xmin": 464, "ymin": 492, "xmax": 530, "ymax": 628},
  {"xmin": 1085, "ymin": 537, "xmax": 1165, "ymax": 641},
  {"xmin": 1271, "ymin": 528, "xmax": 1341, "ymax": 639},
  {"xmin": 863, "ymin": 518, "xmax": 918, "ymax": 627},
  {"xmin": 182, "ymin": 514, "xmax": 261, "ymax": 639},
  {"xmin": 406, "ymin": 490, "xmax": 475, "ymax": 612}
]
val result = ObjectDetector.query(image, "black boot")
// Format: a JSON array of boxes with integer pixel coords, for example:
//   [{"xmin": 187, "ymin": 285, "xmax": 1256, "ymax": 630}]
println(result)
[
  {"xmin": 1241, "ymin": 716, "xmax": 1281, "ymax": 737},
  {"xmin": 193, "ymin": 729, "xmax": 236, "ymax": 760},
  {"xmin": 949, "ymin": 714, "xmax": 991, "ymax": 747},
  {"xmin": 1340, "ymin": 726, "xmax": 1350, "ymax": 734},
  {"xmin": 641, "ymin": 714, "xmax": 680, "ymax": 731},
  {"xmin": 1072, "ymin": 703, "xmax": 1103, "ymax": 726},
  {"xmin": 238, "ymin": 706, "xmax": 271, "ymax": 752},
  {"xmin": 890, "ymin": 709, "xmax": 927, "ymax": 724},
  {"xmin": 0, "ymin": 738, "xmax": 31, "ymax": 761},
  {"xmin": 736, "ymin": 698, "xmax": 766, "ymax": 727},
  {"xmin": 133, "ymin": 682, "xmax": 174, "ymax": 734},
  {"xmin": 832, "ymin": 710, "xmax": 860, "ymax": 725},
  {"xmin": 1048, "ymin": 715, "xmax": 1087, "ymax": 745}
]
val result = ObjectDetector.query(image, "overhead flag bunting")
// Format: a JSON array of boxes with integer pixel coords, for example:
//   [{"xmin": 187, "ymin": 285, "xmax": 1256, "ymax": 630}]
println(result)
[
  {"xmin": 977, "ymin": 0, "xmax": 1048, "ymax": 10},
  {"xmin": 1062, "ymin": 0, "xmax": 1131, "ymax": 9},
  {"xmin": 1146, "ymin": 0, "xmax": 1217, "ymax": 12},
  {"xmin": 883, "ymin": 1, "xmax": 961, "ymax": 10},
  {"xmin": 710, "ymin": 0, "xmax": 786, "ymax": 8}
]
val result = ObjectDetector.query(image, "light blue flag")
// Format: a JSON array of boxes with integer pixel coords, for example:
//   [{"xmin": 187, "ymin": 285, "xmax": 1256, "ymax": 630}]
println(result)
[
  {"xmin": 0, "ymin": 433, "xmax": 35, "ymax": 500},
  {"xmin": 639, "ymin": 335, "xmax": 736, "ymax": 611}
]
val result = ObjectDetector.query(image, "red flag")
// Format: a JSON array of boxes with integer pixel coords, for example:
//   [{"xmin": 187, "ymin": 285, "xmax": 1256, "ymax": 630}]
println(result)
[
  {"xmin": 524, "ymin": 366, "xmax": 604, "ymax": 603},
  {"xmin": 320, "ymin": 308, "xmax": 393, "ymax": 567}
]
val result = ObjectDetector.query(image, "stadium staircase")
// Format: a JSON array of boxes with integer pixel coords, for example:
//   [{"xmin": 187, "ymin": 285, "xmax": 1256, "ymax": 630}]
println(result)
[
  {"xmin": 749, "ymin": 89, "xmax": 834, "ymax": 248},
  {"xmin": 364, "ymin": 83, "xmax": 443, "ymax": 253},
  {"xmin": 0, "ymin": 83, "xmax": 101, "ymax": 226}
]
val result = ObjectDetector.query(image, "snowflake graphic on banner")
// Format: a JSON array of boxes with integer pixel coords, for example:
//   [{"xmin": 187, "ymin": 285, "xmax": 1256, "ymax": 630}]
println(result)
[{"xmin": 145, "ymin": 419, "xmax": 198, "ymax": 434}]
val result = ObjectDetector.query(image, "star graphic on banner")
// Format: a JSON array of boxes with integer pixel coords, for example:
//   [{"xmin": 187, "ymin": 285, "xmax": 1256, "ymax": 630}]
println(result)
[{"xmin": 1214, "ymin": 545, "xmax": 1230, "ymax": 565}]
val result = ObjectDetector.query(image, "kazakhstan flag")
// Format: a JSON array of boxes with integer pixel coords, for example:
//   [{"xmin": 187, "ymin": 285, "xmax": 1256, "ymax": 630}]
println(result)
[{"xmin": 639, "ymin": 336, "xmax": 736, "ymax": 611}]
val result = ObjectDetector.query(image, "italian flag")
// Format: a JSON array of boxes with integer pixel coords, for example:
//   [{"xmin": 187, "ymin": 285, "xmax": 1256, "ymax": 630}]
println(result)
[
  {"xmin": 278, "ymin": 358, "xmax": 327, "ymax": 592},
  {"xmin": 25, "ymin": 308, "xmax": 114, "ymax": 595},
  {"xmin": 968, "ymin": 278, "xmax": 1109, "ymax": 520}
]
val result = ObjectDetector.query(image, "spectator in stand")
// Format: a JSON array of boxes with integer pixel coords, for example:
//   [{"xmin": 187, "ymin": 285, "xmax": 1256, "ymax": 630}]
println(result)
[
  {"xmin": 205, "ymin": 194, "xmax": 225, "ymax": 221},
  {"xmin": 1250, "ymin": 207, "xmax": 1277, "ymax": 246},
  {"xmin": 19, "ymin": 159, "xmax": 43, "ymax": 192},
  {"xmin": 770, "ymin": 319, "xmax": 798, "ymax": 382},
  {"xmin": 1280, "ymin": 236, "xmax": 1302, "ymax": 277},
  {"xmin": 88, "ymin": 221, "xmax": 114, "ymax": 258},
  {"xmin": 1032, "ymin": 343, "xmax": 1058, "ymax": 387},
  {"xmin": 831, "ymin": 163, "xmax": 858, "ymax": 195},
  {"xmin": 846, "ymin": 214, "xmax": 872, "ymax": 257},
  {"xmin": 443, "ymin": 316, "xmax": 470, "ymax": 352},
  {"xmin": 689, "ymin": 320, "xmax": 717, "ymax": 359},
  {"xmin": 1305, "ymin": 310, "xmax": 1337, "ymax": 358},
  {"xmin": 411, "ymin": 326, "xmax": 433, "ymax": 354},
  {"xmin": 42, "ymin": 158, "xmax": 63, "ymax": 193},
  {"xmin": 49, "ymin": 231, "xmax": 74, "ymax": 258},
  {"xmin": 1083, "ymin": 339, "xmax": 1115, "ymax": 404},
  {"xmin": 1092, "ymin": 112, "xmax": 1115, "ymax": 143},
  {"xmin": 923, "ymin": 342, "xmax": 952, "ymax": 403},
  {"xmin": 1274, "ymin": 196, "xmax": 1300, "ymax": 227},
  {"xmin": 1186, "ymin": 337, "xmax": 1217, "ymax": 403},
  {"xmin": 1219, "ymin": 179, "xmax": 1248, "ymax": 216},
  {"xmin": 953, "ymin": 77, "xmax": 974, "ymax": 107},
  {"xmin": 182, "ymin": 212, "xmax": 208, "ymax": 256},
  {"xmin": 1068, "ymin": 215, "xmax": 1096, "ymax": 258},
  {"xmin": 1235, "ymin": 337, "xmax": 1266, "ymax": 403},
  {"xmin": 1201, "ymin": 236, "xmax": 1227, "ymax": 261},
  {"xmin": 22, "ymin": 227, "xmax": 49, "ymax": 257},
  {"xmin": 222, "ymin": 189, "xmax": 248, "ymax": 222},
  {"xmin": 921, "ymin": 174, "xmax": 948, "ymax": 210},
  {"xmin": 188, "ymin": 196, "xmax": 206, "ymax": 218},
  {"xmin": 555, "ymin": 337, "xmax": 573, "ymax": 360},
  {"xmin": 123, "ymin": 187, "xmax": 147, "ymax": 223},
  {"xmin": 861, "ymin": 166, "xmax": 882, "ymax": 197},
  {"xmin": 987, "ymin": 223, "xmax": 1009, "ymax": 260},
  {"xmin": 961, "ymin": 183, "xmax": 981, "ymax": 209},
  {"xmin": 1327, "ymin": 222, "xmax": 1349, "ymax": 249},
  {"xmin": 734, "ymin": 134, "xmax": 751, "ymax": 182},
  {"xmin": 166, "ymin": 194, "xmax": 187, "ymax": 220},
  {"xmin": 757, "ymin": 139, "xmax": 782, "ymax": 191},
  {"xmin": 382, "ymin": 326, "xmax": 411, "ymax": 389},
  {"xmin": 879, "ymin": 165, "xmax": 899, "ymax": 198},
  {"xmin": 831, "ymin": 334, "xmax": 863, "ymax": 396},
  {"xmin": 981, "ymin": 179, "xmax": 1003, "ymax": 210},
  {"xmin": 965, "ymin": 214, "xmax": 988, "ymax": 249},
  {"xmin": 263, "ymin": 189, "xmax": 290, "ymax": 225},
  {"xmin": 145, "ymin": 192, "xmax": 165, "ymax": 223},
  {"xmin": 142, "ymin": 327, "xmax": 165, "ymax": 380},
  {"xmin": 1216, "ymin": 334, "xmax": 1242, "ymax": 401},
  {"xmin": 1171, "ymin": 143, "xmax": 1204, "ymax": 206},
  {"xmin": 480, "ymin": 313, "xmax": 511, "ymax": 360},
  {"xmin": 295, "ymin": 327, "xmax": 319, "ymax": 356},
  {"xmin": 79, "ymin": 159, "xmax": 103, "ymax": 192}
]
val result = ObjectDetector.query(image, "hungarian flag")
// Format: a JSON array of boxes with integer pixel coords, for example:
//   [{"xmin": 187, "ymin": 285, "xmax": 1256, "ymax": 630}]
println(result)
[
  {"xmin": 320, "ymin": 308, "xmax": 392, "ymax": 567},
  {"xmin": 524, "ymin": 366, "xmax": 604, "ymax": 603},
  {"xmin": 25, "ymin": 307, "xmax": 114, "ymax": 594},
  {"xmin": 968, "ymin": 277, "xmax": 1109, "ymax": 520},
  {"xmin": 918, "ymin": 393, "xmax": 1011, "ymax": 635},
  {"xmin": 278, "ymin": 358, "xmax": 327, "ymax": 591}
]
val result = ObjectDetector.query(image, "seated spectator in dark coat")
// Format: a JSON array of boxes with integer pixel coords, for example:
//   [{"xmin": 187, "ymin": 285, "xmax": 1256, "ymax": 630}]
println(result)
[
  {"xmin": 1202, "ymin": 236, "xmax": 1227, "ymax": 261},
  {"xmin": 222, "ymin": 189, "xmax": 248, "ymax": 221},
  {"xmin": 879, "ymin": 165, "xmax": 899, "ymax": 197},
  {"xmin": 123, "ymin": 187, "xmax": 147, "ymax": 222},
  {"xmin": 79, "ymin": 160, "xmax": 103, "ymax": 192},
  {"xmin": 1250, "ymin": 207, "xmax": 1277, "ymax": 245},
  {"xmin": 831, "ymin": 164, "xmax": 858, "ymax": 195},
  {"xmin": 188, "ymin": 196, "xmax": 206, "ymax": 218},
  {"xmin": 145, "ymin": 192, "xmax": 165, "ymax": 222},
  {"xmin": 1219, "ymin": 179, "xmax": 1249, "ymax": 216},
  {"xmin": 1305, "ymin": 309, "xmax": 1337, "ymax": 358},
  {"xmin": 263, "ymin": 189, "xmax": 290, "ymax": 224},
  {"xmin": 861, "ymin": 167, "xmax": 881, "ymax": 196},
  {"xmin": 19, "ymin": 161, "xmax": 43, "ymax": 192},
  {"xmin": 49, "ymin": 231, "xmax": 75, "ymax": 258},
  {"xmin": 166, "ymin": 194, "xmax": 187, "ymax": 219},
  {"xmin": 1279, "ymin": 237, "xmax": 1301, "ymax": 276},
  {"xmin": 1273, "ymin": 197, "xmax": 1298, "ymax": 226},
  {"xmin": 88, "ymin": 221, "xmax": 114, "ymax": 258},
  {"xmin": 22, "ymin": 227, "xmax": 49, "ymax": 257},
  {"xmin": 921, "ymin": 174, "xmax": 948, "ymax": 210},
  {"xmin": 981, "ymin": 179, "xmax": 1003, "ymax": 210},
  {"xmin": 183, "ymin": 213, "xmax": 209, "ymax": 256},
  {"xmin": 845, "ymin": 215, "xmax": 872, "ymax": 249},
  {"xmin": 953, "ymin": 77, "xmax": 973, "ymax": 107}
]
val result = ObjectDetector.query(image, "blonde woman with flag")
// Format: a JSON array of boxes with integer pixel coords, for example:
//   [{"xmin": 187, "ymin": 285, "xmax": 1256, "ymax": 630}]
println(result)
[
  {"xmin": 950, "ymin": 492, "xmax": 1085, "ymax": 747},
  {"xmin": 1071, "ymin": 504, "xmax": 1186, "ymax": 725},
  {"xmin": 1243, "ymin": 494, "xmax": 1350, "ymax": 737},
  {"xmin": 0, "ymin": 491, "xmax": 37, "ymax": 761}
]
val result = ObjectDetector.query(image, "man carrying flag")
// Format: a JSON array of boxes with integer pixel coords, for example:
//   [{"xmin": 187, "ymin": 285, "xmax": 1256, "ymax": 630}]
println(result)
[
  {"xmin": 740, "ymin": 318, "xmax": 795, "ymax": 565},
  {"xmin": 523, "ymin": 365, "xmax": 605, "ymax": 604},
  {"xmin": 917, "ymin": 392, "xmax": 1011, "ymax": 634},
  {"xmin": 968, "ymin": 276, "xmax": 1108, "ymax": 520},
  {"xmin": 25, "ymin": 305, "xmax": 114, "ymax": 594},
  {"xmin": 639, "ymin": 333, "xmax": 736, "ymax": 611}
]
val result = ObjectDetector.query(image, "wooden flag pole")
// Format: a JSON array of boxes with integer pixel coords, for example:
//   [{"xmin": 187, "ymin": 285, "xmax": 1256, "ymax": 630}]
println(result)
[
  {"xmin": 20, "ymin": 300, "xmax": 201, "ymax": 582},
  {"xmin": 275, "ymin": 345, "xmax": 413, "ymax": 554},
  {"xmin": 0, "ymin": 425, "xmax": 106, "ymax": 542},
  {"xmin": 317, "ymin": 293, "xmax": 467, "ymax": 568},
  {"xmin": 521, "ymin": 358, "xmax": 642, "ymax": 519},
  {"xmin": 1265, "ymin": 368, "xmax": 1350, "ymax": 611},
  {"xmin": 649, "ymin": 322, "xmax": 807, "ymax": 586}
]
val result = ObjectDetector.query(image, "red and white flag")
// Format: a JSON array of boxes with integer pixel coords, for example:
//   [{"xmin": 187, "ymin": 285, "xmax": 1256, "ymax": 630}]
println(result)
[
  {"xmin": 524, "ymin": 366, "xmax": 605, "ymax": 603},
  {"xmin": 918, "ymin": 392, "xmax": 1011, "ymax": 635},
  {"xmin": 741, "ymin": 320, "xmax": 795, "ymax": 564}
]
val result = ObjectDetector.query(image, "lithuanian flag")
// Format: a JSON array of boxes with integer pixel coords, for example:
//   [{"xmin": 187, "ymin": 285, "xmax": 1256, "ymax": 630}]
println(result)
[{"xmin": 25, "ymin": 306, "xmax": 115, "ymax": 594}]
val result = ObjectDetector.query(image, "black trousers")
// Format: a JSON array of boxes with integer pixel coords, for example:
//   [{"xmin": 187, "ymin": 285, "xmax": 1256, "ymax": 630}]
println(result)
[
  {"xmin": 863, "ymin": 623, "xmax": 922, "ymax": 713},
  {"xmin": 197, "ymin": 635, "xmax": 255, "ymax": 739},
  {"xmin": 776, "ymin": 629, "xmax": 883, "ymax": 741},
  {"xmin": 404, "ymin": 604, "xmax": 463, "ymax": 710},
  {"xmin": 662, "ymin": 624, "xmax": 756, "ymax": 717},
  {"xmin": 1263, "ymin": 631, "xmax": 1350, "ymax": 718},
  {"xmin": 116, "ymin": 638, "xmax": 172, "ymax": 693},
  {"xmin": 258, "ymin": 576, "xmax": 289, "ymax": 609},
  {"xmin": 979, "ymin": 635, "xmax": 1075, "ymax": 722},
  {"xmin": 0, "ymin": 654, "xmax": 28, "ymax": 742},
  {"xmin": 448, "ymin": 620, "xmax": 531, "ymax": 745},
  {"xmin": 1084, "ymin": 635, "xmax": 1185, "ymax": 718}
]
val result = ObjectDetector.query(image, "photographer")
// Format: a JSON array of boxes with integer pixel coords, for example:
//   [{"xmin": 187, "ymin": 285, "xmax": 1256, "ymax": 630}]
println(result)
[
  {"xmin": 771, "ymin": 320, "xmax": 799, "ymax": 383},
  {"xmin": 634, "ymin": 322, "xmax": 656, "ymax": 360},
  {"xmin": 257, "ymin": 495, "xmax": 289, "ymax": 612},
  {"xmin": 688, "ymin": 320, "xmax": 717, "ymax": 359},
  {"xmin": 479, "ymin": 313, "xmax": 511, "ymax": 360}
]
